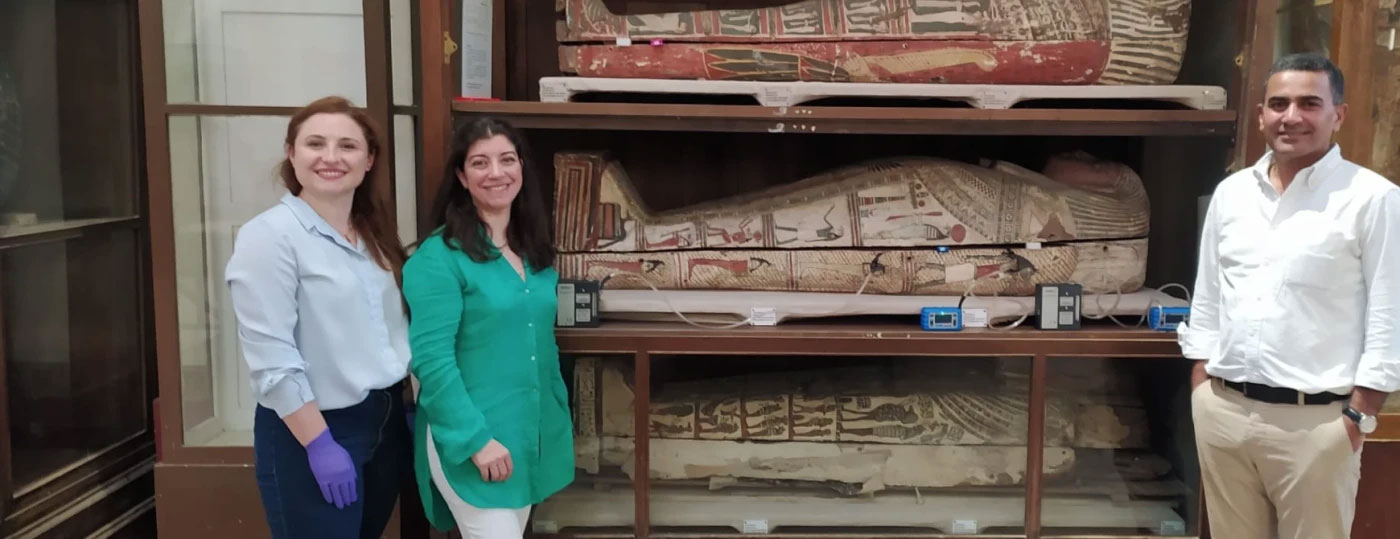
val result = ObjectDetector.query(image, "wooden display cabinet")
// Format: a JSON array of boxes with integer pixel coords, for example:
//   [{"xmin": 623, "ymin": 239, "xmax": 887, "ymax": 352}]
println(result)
[
  {"xmin": 533, "ymin": 327, "xmax": 1196, "ymax": 537},
  {"xmin": 441, "ymin": 0, "xmax": 1245, "ymax": 537},
  {"xmin": 442, "ymin": 0, "xmax": 1395, "ymax": 538}
]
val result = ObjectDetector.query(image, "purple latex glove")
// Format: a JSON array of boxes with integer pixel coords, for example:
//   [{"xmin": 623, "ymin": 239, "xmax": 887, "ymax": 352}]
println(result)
[{"xmin": 305, "ymin": 429, "xmax": 357, "ymax": 509}]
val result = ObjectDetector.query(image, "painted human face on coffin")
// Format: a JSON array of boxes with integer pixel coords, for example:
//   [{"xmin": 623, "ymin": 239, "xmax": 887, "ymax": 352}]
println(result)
[
  {"xmin": 285, "ymin": 112, "xmax": 374, "ymax": 199},
  {"xmin": 458, "ymin": 134, "xmax": 522, "ymax": 215}
]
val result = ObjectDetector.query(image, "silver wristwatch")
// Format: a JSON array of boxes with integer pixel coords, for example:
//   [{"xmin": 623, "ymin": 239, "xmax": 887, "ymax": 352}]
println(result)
[{"xmin": 1343, "ymin": 406, "xmax": 1377, "ymax": 434}]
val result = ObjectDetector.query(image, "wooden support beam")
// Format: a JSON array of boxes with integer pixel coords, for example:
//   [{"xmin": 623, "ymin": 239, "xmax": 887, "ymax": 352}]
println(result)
[
  {"xmin": 633, "ymin": 351, "xmax": 651, "ymax": 538},
  {"xmin": 1332, "ymin": 0, "xmax": 1379, "ymax": 166},
  {"xmin": 417, "ymin": 0, "xmax": 451, "ymax": 238}
]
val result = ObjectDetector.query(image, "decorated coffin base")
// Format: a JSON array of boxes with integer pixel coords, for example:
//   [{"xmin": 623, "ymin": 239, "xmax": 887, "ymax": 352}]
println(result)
[
  {"xmin": 560, "ymin": 239, "xmax": 1148, "ymax": 297},
  {"xmin": 548, "ymin": 357, "xmax": 1189, "ymax": 533},
  {"xmin": 588, "ymin": 287, "xmax": 1186, "ymax": 324},
  {"xmin": 574, "ymin": 358, "xmax": 1153, "ymax": 470}
]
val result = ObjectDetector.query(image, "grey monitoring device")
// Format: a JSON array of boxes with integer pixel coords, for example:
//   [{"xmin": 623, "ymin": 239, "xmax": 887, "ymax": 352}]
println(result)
[
  {"xmin": 1036, "ymin": 283, "xmax": 1082, "ymax": 330},
  {"xmin": 556, "ymin": 279, "xmax": 601, "ymax": 328}
]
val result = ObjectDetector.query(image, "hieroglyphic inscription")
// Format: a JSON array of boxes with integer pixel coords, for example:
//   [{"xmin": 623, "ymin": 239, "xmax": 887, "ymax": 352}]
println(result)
[
  {"xmin": 779, "ymin": 2, "xmax": 824, "ymax": 34},
  {"xmin": 841, "ymin": 0, "xmax": 894, "ymax": 34},
  {"xmin": 1020, "ymin": 0, "xmax": 1099, "ymax": 40},
  {"xmin": 717, "ymin": 9, "xmax": 760, "ymax": 35},
  {"xmin": 626, "ymin": 12, "xmax": 694, "ymax": 35},
  {"xmin": 697, "ymin": 397, "xmax": 741, "ymax": 439},
  {"xmin": 909, "ymin": 0, "xmax": 988, "ymax": 34},
  {"xmin": 792, "ymin": 396, "xmax": 838, "ymax": 440},
  {"xmin": 574, "ymin": 360, "xmax": 598, "ymax": 438},
  {"xmin": 583, "ymin": 359, "xmax": 1146, "ymax": 448},
  {"xmin": 743, "ymin": 396, "xmax": 790, "ymax": 439}
]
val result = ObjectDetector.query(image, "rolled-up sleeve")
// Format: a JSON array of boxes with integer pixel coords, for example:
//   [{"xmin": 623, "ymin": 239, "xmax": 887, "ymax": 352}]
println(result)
[
  {"xmin": 225, "ymin": 220, "xmax": 316, "ymax": 417},
  {"xmin": 1177, "ymin": 191, "xmax": 1221, "ymax": 360},
  {"xmin": 402, "ymin": 239, "xmax": 493, "ymax": 465},
  {"xmin": 1355, "ymin": 189, "xmax": 1400, "ymax": 392}
]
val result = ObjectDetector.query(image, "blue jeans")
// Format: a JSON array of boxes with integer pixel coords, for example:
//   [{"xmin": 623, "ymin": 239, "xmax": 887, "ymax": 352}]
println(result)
[{"xmin": 254, "ymin": 382, "xmax": 411, "ymax": 539}]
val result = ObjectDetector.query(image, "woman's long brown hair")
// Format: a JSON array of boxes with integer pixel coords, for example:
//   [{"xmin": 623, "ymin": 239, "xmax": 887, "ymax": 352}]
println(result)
[
  {"xmin": 424, "ymin": 117, "xmax": 554, "ymax": 271},
  {"xmin": 279, "ymin": 96, "xmax": 406, "ymax": 277}
]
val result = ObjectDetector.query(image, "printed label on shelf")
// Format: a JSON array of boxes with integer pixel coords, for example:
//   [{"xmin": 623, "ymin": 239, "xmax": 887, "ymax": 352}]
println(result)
[
  {"xmin": 750, "ymin": 307, "xmax": 778, "ymax": 326},
  {"xmin": 963, "ymin": 308, "xmax": 989, "ymax": 327},
  {"xmin": 742, "ymin": 519, "xmax": 770, "ymax": 534},
  {"xmin": 539, "ymin": 81, "xmax": 568, "ymax": 102},
  {"xmin": 533, "ymin": 520, "xmax": 559, "ymax": 533},
  {"xmin": 951, "ymin": 519, "xmax": 978, "ymax": 534}
]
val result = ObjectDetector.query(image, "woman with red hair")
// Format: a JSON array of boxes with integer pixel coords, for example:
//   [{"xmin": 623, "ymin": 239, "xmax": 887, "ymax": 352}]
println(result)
[{"xmin": 225, "ymin": 96, "xmax": 412, "ymax": 538}]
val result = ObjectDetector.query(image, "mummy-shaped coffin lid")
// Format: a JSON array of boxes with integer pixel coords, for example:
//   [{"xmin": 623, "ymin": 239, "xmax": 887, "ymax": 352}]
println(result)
[
  {"xmin": 553, "ymin": 151, "xmax": 1149, "ymax": 253},
  {"xmin": 552, "ymin": 151, "xmax": 1150, "ymax": 296}
]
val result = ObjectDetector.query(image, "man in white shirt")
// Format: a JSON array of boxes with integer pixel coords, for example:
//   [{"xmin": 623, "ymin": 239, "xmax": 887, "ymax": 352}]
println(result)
[{"xmin": 1178, "ymin": 52, "xmax": 1400, "ymax": 539}]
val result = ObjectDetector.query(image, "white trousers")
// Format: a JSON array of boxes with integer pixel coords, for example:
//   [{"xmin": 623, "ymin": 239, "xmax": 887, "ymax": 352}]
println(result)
[{"xmin": 425, "ymin": 425, "xmax": 533, "ymax": 539}]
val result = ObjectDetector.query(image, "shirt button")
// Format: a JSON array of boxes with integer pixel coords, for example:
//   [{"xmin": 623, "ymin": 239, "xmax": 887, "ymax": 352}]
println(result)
[
  {"xmin": 528, "ymin": 322, "xmax": 533, "ymax": 328},
  {"xmin": 531, "ymin": 355, "xmax": 536, "ymax": 361}
]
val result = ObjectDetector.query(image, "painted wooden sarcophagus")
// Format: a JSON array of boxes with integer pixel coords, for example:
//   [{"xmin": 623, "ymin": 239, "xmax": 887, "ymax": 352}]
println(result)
[
  {"xmin": 552, "ymin": 151, "xmax": 1150, "ymax": 297},
  {"xmin": 557, "ymin": 0, "xmax": 1193, "ymax": 85}
]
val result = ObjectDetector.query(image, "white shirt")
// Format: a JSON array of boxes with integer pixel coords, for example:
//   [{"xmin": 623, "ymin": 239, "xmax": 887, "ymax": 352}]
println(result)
[
  {"xmin": 1178, "ymin": 145, "xmax": 1400, "ymax": 395},
  {"xmin": 225, "ymin": 193, "xmax": 411, "ymax": 417}
]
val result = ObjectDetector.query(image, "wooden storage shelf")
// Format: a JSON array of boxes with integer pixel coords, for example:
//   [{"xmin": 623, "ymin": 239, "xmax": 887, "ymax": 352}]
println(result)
[
  {"xmin": 0, "ymin": 216, "xmax": 141, "ymax": 248},
  {"xmin": 557, "ymin": 321, "xmax": 1181, "ymax": 357},
  {"xmin": 453, "ymin": 101, "xmax": 1237, "ymax": 137}
]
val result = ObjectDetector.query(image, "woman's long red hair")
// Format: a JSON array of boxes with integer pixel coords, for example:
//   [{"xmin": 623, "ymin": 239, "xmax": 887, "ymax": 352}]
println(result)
[{"xmin": 279, "ymin": 96, "xmax": 406, "ymax": 277}]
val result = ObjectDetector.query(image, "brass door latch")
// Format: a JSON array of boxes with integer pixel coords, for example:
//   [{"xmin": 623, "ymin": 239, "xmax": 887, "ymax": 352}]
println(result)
[{"xmin": 443, "ymin": 31, "xmax": 458, "ymax": 64}]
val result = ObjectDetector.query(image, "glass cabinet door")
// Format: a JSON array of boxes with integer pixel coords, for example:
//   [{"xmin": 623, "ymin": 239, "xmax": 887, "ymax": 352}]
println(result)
[
  {"xmin": 153, "ymin": 0, "xmax": 418, "ymax": 450},
  {"xmin": 0, "ymin": 0, "xmax": 148, "ymax": 531}
]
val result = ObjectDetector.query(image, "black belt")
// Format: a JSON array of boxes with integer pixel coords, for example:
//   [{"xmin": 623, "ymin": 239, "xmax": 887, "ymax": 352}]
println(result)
[{"xmin": 1220, "ymin": 378, "xmax": 1349, "ymax": 405}]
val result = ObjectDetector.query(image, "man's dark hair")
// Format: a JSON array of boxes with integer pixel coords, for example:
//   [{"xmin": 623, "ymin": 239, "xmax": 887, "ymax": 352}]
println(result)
[{"xmin": 1268, "ymin": 52, "xmax": 1345, "ymax": 105}]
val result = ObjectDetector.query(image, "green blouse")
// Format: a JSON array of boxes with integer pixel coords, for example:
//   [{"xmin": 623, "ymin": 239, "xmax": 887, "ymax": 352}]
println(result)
[{"xmin": 401, "ymin": 231, "xmax": 574, "ymax": 531}]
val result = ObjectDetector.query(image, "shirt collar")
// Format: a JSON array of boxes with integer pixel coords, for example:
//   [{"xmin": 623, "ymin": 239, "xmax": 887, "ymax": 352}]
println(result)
[
  {"xmin": 1249, "ymin": 144, "xmax": 1344, "ymax": 192},
  {"xmin": 280, "ymin": 193, "xmax": 363, "ymax": 253}
]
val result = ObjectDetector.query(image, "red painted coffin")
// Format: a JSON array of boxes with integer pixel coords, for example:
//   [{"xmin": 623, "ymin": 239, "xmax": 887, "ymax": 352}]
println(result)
[
  {"xmin": 560, "ymin": 40, "xmax": 1111, "ymax": 84},
  {"xmin": 556, "ymin": 0, "xmax": 1192, "ymax": 85}
]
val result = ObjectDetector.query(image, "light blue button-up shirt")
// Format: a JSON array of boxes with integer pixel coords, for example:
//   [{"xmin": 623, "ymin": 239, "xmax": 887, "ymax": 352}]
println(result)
[{"xmin": 225, "ymin": 193, "xmax": 411, "ymax": 417}]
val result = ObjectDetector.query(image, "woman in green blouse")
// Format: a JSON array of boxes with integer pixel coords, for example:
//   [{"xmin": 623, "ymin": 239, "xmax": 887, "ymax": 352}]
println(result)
[{"xmin": 400, "ymin": 118, "xmax": 573, "ymax": 537}]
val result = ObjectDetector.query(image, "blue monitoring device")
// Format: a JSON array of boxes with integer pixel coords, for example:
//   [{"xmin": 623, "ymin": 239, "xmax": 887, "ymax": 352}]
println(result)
[
  {"xmin": 1149, "ymin": 306, "xmax": 1190, "ymax": 331},
  {"xmin": 920, "ymin": 307, "xmax": 963, "ymax": 331}
]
